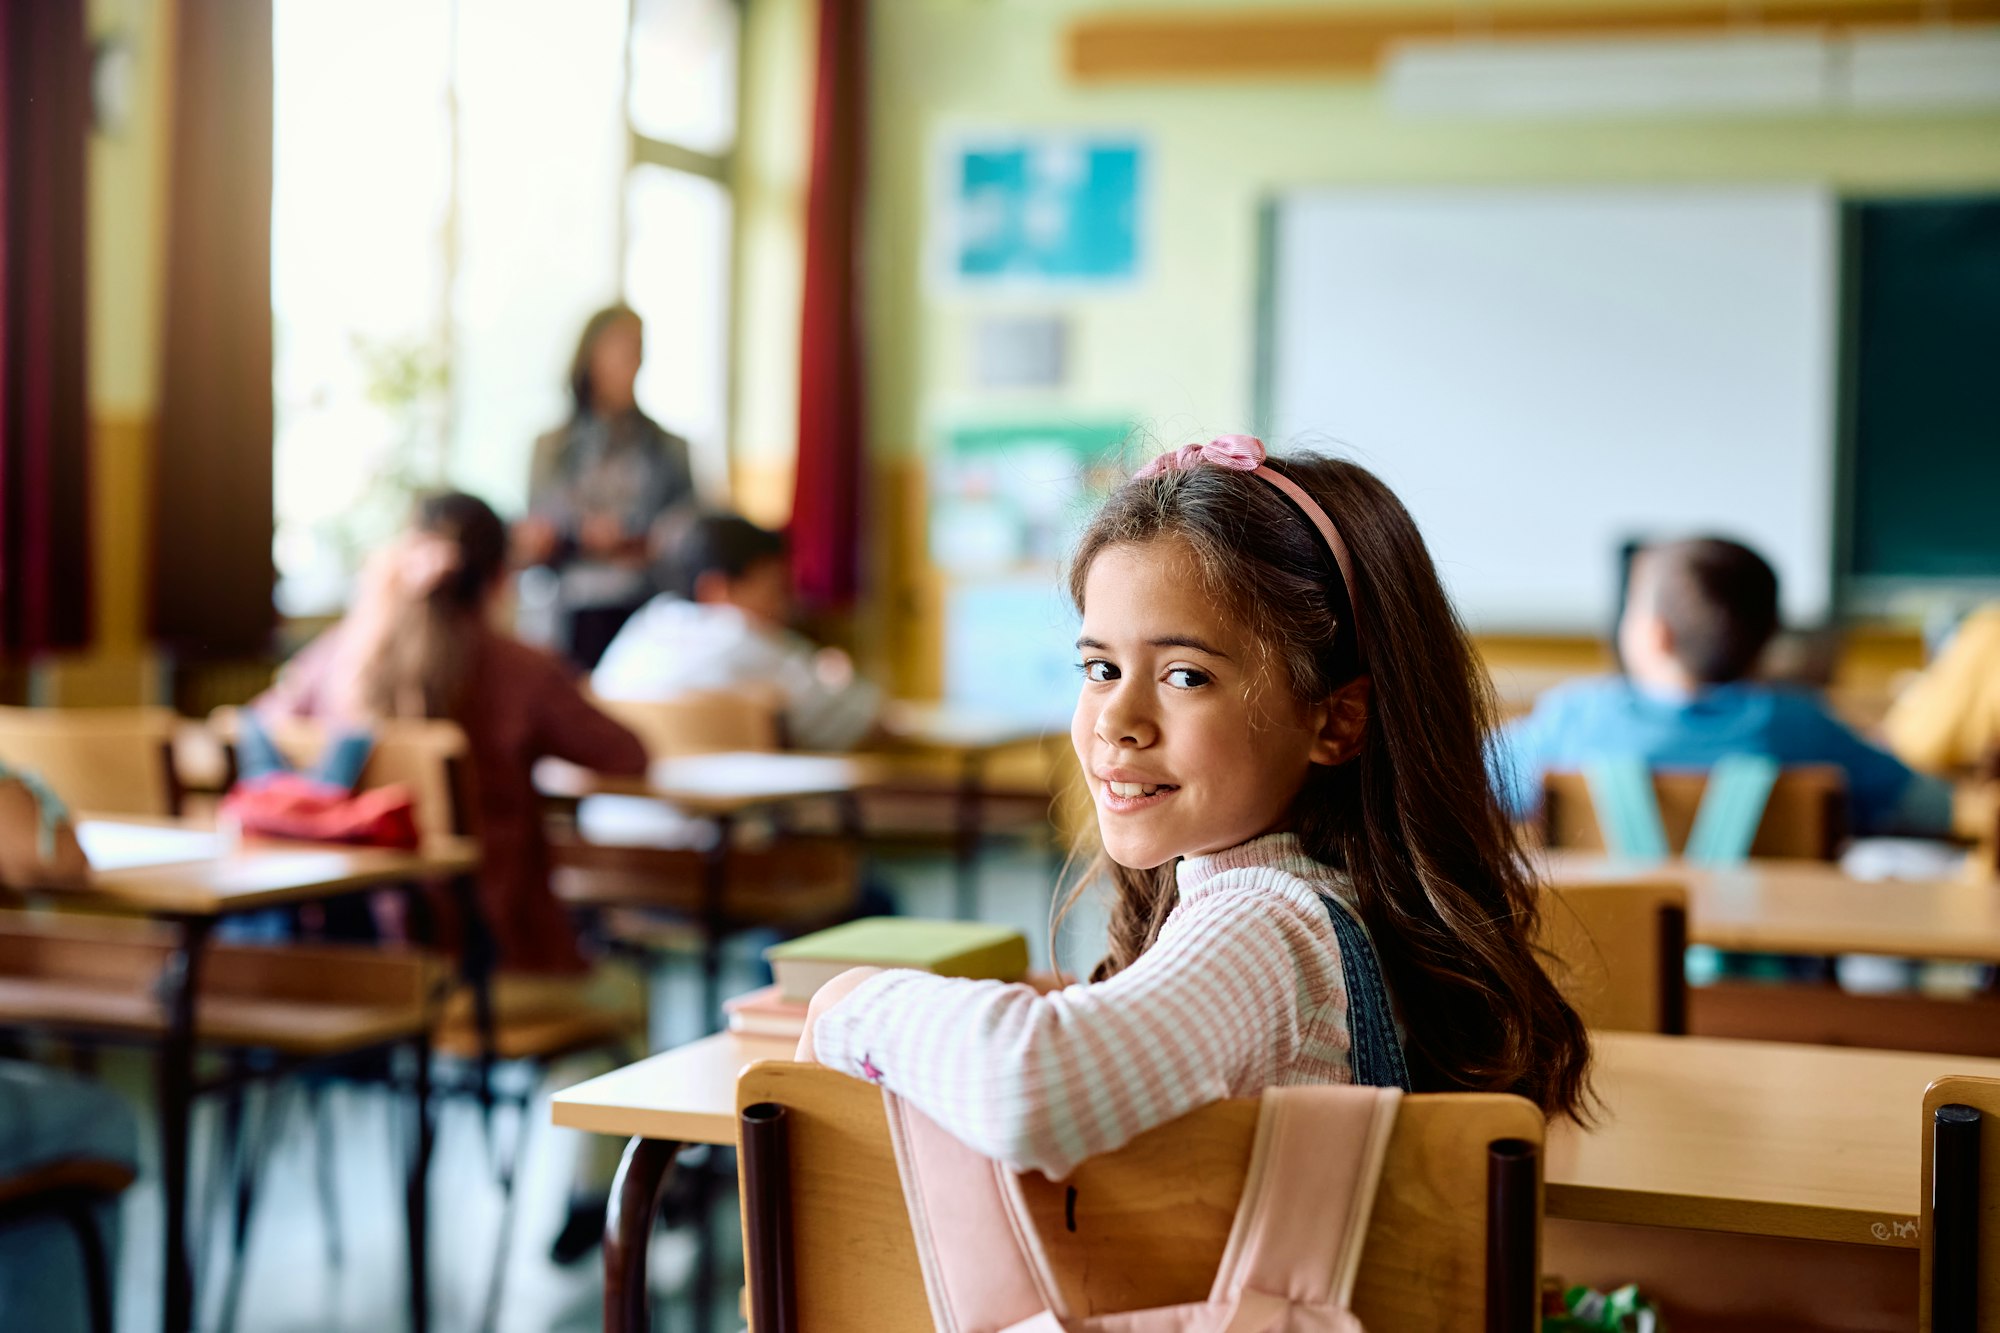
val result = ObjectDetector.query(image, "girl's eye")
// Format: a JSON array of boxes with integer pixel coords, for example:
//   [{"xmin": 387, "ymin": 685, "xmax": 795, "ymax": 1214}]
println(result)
[
  {"xmin": 1165, "ymin": 667, "xmax": 1211, "ymax": 689},
  {"xmin": 1078, "ymin": 659, "xmax": 1119, "ymax": 683}
]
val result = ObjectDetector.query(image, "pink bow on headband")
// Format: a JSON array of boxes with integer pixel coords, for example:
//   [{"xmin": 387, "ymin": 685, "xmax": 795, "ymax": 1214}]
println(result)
[
  {"xmin": 1135, "ymin": 434, "xmax": 1267, "ymax": 479},
  {"xmin": 1132, "ymin": 435, "xmax": 1366, "ymax": 661}
]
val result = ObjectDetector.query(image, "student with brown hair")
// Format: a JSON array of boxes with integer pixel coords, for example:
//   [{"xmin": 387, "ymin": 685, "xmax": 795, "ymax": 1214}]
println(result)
[
  {"xmin": 1492, "ymin": 536, "xmax": 1952, "ymax": 836},
  {"xmin": 795, "ymin": 437, "xmax": 1591, "ymax": 1178},
  {"xmin": 256, "ymin": 491, "xmax": 648, "ymax": 972}
]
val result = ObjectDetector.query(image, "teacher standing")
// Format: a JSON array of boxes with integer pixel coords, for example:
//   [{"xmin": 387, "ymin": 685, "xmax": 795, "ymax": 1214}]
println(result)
[{"xmin": 519, "ymin": 304, "xmax": 697, "ymax": 669}]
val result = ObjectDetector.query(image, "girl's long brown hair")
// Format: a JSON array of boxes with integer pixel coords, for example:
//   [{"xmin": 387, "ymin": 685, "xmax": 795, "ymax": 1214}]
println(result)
[
  {"xmin": 1058, "ymin": 452, "xmax": 1592, "ymax": 1120},
  {"xmin": 358, "ymin": 492, "xmax": 508, "ymax": 722}
]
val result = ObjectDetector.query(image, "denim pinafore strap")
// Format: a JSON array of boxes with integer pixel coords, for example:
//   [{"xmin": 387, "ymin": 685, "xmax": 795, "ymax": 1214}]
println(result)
[{"xmin": 1318, "ymin": 894, "xmax": 1411, "ymax": 1092}]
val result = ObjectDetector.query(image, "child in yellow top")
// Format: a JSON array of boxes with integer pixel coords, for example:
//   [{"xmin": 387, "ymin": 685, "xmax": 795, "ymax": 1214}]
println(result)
[{"xmin": 1884, "ymin": 604, "xmax": 2000, "ymax": 775}]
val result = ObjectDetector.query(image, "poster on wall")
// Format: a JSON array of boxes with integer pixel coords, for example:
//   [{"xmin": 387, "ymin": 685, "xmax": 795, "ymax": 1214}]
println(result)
[
  {"xmin": 928, "ymin": 420, "xmax": 1134, "ymax": 575},
  {"xmin": 935, "ymin": 134, "xmax": 1145, "ymax": 288},
  {"xmin": 932, "ymin": 418, "xmax": 1135, "ymax": 725}
]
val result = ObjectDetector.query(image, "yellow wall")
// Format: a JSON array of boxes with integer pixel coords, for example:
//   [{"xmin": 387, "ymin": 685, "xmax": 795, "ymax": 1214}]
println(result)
[{"xmin": 861, "ymin": 0, "xmax": 2000, "ymax": 693}]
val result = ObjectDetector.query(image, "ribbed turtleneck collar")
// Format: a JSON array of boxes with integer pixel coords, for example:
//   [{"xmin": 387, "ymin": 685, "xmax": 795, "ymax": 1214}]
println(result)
[{"xmin": 1174, "ymin": 832, "xmax": 1329, "ymax": 895}]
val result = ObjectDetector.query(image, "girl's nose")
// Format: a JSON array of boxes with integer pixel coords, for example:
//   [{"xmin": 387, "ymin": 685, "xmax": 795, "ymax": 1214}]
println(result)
[{"xmin": 1096, "ymin": 687, "xmax": 1157, "ymax": 749}]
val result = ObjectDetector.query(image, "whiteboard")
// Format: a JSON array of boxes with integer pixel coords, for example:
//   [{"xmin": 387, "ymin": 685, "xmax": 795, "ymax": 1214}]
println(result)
[{"xmin": 1266, "ymin": 186, "xmax": 1840, "ymax": 629}]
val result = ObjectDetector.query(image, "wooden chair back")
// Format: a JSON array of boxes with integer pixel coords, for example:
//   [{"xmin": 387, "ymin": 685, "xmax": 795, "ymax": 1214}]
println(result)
[
  {"xmin": 1538, "ymin": 880, "xmax": 1688, "ymax": 1034},
  {"xmin": 0, "ymin": 706, "xmax": 182, "ymax": 817},
  {"xmin": 1921, "ymin": 1074, "xmax": 2000, "ymax": 1332},
  {"xmin": 1543, "ymin": 764, "xmax": 1846, "ymax": 860},
  {"xmin": 210, "ymin": 709, "xmax": 472, "ymax": 841},
  {"xmin": 551, "ymin": 834, "xmax": 860, "ymax": 927},
  {"xmin": 0, "ymin": 910, "xmax": 445, "ymax": 1052},
  {"xmin": 733, "ymin": 1061, "xmax": 1545, "ymax": 1333},
  {"xmin": 590, "ymin": 689, "xmax": 782, "ymax": 757}
]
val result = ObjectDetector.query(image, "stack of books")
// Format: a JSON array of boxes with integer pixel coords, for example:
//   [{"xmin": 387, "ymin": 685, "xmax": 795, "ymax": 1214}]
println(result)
[{"xmin": 723, "ymin": 917, "xmax": 1031, "ymax": 1040}]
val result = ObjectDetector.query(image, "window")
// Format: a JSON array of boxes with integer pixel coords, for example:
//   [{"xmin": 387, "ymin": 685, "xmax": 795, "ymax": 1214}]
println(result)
[
  {"xmin": 272, "ymin": 0, "xmax": 739, "ymax": 615},
  {"xmin": 624, "ymin": 0, "xmax": 739, "ymax": 498}
]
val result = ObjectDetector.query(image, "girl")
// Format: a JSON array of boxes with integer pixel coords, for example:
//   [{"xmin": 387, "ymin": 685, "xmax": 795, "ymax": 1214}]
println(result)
[
  {"xmin": 800, "ymin": 436, "xmax": 1590, "ymax": 1178},
  {"xmin": 256, "ymin": 491, "xmax": 648, "ymax": 973}
]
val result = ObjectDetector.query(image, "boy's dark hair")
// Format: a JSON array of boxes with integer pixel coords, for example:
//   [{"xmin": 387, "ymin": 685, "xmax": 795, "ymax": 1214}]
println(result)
[
  {"xmin": 1642, "ymin": 537, "xmax": 1780, "ymax": 684},
  {"xmin": 674, "ymin": 513, "xmax": 788, "ymax": 599}
]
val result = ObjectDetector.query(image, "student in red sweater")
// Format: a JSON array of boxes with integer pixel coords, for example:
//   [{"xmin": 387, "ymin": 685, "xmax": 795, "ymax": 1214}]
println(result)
[{"xmin": 255, "ymin": 491, "xmax": 648, "ymax": 973}]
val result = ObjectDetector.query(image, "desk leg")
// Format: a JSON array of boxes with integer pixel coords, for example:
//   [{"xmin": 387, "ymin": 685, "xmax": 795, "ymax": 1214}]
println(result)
[
  {"xmin": 953, "ymin": 754, "xmax": 986, "ymax": 921},
  {"xmin": 157, "ymin": 915, "xmax": 213, "ymax": 1333},
  {"xmin": 406, "ymin": 1028, "xmax": 433, "ymax": 1333},
  {"xmin": 605, "ymin": 1135, "xmax": 683, "ymax": 1333},
  {"xmin": 448, "ymin": 873, "xmax": 498, "ymax": 1123},
  {"xmin": 700, "ymin": 816, "xmax": 734, "ymax": 1033}
]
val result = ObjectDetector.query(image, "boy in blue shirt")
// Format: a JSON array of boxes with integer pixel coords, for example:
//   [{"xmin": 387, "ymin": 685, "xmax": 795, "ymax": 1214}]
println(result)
[{"xmin": 1493, "ymin": 537, "xmax": 1952, "ymax": 835}]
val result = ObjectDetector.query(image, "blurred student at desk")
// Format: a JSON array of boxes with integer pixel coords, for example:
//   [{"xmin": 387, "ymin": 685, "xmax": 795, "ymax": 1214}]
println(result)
[
  {"xmin": 592, "ymin": 512, "xmax": 884, "ymax": 751},
  {"xmin": 1492, "ymin": 537, "xmax": 1952, "ymax": 836},
  {"xmin": 1883, "ymin": 602, "xmax": 2000, "ymax": 777},
  {"xmin": 257, "ymin": 491, "xmax": 647, "ymax": 971}
]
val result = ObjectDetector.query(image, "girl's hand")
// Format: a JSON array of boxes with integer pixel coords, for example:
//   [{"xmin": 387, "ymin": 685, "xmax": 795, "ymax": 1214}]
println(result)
[{"xmin": 793, "ymin": 966, "xmax": 885, "ymax": 1064}]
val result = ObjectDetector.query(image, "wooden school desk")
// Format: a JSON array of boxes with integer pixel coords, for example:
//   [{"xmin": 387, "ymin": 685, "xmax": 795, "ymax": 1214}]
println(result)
[
  {"xmin": 1539, "ymin": 852, "xmax": 2000, "ymax": 964},
  {"xmin": 874, "ymin": 703, "xmax": 1059, "ymax": 918},
  {"xmin": 538, "ymin": 751, "xmax": 884, "ymax": 1022},
  {"xmin": 12, "ymin": 818, "xmax": 477, "ymax": 1333},
  {"xmin": 1542, "ymin": 852, "xmax": 2000, "ymax": 1054},
  {"xmin": 552, "ymin": 1025, "xmax": 1999, "ymax": 1331}
]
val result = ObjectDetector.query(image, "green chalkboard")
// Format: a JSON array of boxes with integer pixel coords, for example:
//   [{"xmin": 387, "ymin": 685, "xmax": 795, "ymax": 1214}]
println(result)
[{"xmin": 1844, "ymin": 196, "xmax": 2000, "ymax": 587}]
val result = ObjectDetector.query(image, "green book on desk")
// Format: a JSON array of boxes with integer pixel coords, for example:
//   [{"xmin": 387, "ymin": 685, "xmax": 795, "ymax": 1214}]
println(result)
[{"xmin": 765, "ymin": 918, "xmax": 1030, "ymax": 1002}]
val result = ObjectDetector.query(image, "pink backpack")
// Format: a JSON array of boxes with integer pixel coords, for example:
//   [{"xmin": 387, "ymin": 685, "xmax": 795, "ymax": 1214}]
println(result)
[{"xmin": 883, "ymin": 1083, "xmax": 1403, "ymax": 1333}]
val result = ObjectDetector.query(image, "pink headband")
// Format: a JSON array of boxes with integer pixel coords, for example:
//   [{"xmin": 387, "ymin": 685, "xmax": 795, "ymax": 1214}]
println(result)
[{"xmin": 1136, "ymin": 435, "xmax": 1363, "ymax": 657}]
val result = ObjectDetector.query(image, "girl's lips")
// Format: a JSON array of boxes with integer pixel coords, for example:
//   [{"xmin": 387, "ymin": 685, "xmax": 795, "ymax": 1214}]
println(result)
[{"xmin": 1097, "ymin": 783, "xmax": 1179, "ymax": 814}]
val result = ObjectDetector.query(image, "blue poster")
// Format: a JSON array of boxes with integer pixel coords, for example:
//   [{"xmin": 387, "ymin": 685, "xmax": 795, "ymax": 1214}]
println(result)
[{"xmin": 946, "ymin": 138, "xmax": 1143, "ymax": 285}]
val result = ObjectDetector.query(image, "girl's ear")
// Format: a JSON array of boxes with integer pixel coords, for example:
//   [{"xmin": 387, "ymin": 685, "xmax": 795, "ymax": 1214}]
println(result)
[{"xmin": 1307, "ymin": 676, "xmax": 1371, "ymax": 766}]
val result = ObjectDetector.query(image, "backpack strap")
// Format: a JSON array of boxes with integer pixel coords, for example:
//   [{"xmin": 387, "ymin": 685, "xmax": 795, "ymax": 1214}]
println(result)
[
  {"xmin": 1582, "ymin": 757, "xmax": 1671, "ymax": 860},
  {"xmin": 1205, "ymin": 1085, "xmax": 1403, "ymax": 1315},
  {"xmin": 1684, "ymin": 754, "xmax": 1780, "ymax": 866},
  {"xmin": 883, "ymin": 1089, "xmax": 1065, "ymax": 1333},
  {"xmin": 1320, "ymin": 895, "xmax": 1412, "ymax": 1093}
]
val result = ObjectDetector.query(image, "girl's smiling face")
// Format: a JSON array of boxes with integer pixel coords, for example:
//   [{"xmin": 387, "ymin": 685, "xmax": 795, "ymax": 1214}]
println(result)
[{"xmin": 1071, "ymin": 538, "xmax": 1346, "ymax": 870}]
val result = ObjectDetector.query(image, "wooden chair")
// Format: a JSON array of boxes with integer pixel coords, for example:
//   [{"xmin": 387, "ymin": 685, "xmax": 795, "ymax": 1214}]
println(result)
[
  {"xmin": 589, "ymin": 688, "xmax": 783, "ymax": 756},
  {"xmin": 1538, "ymin": 880, "xmax": 1688, "ymax": 1034},
  {"xmin": 0, "ymin": 1062, "xmax": 138, "ymax": 1333},
  {"xmin": 0, "ymin": 705, "xmax": 183, "ymax": 817},
  {"xmin": 0, "ymin": 910, "xmax": 444, "ymax": 1330},
  {"xmin": 214, "ymin": 707, "xmax": 640, "ymax": 1330},
  {"xmin": 208, "ymin": 709, "xmax": 474, "ymax": 842},
  {"xmin": 721, "ymin": 1061, "xmax": 1545, "ymax": 1333},
  {"xmin": 555, "ymin": 689, "xmax": 867, "ymax": 1027},
  {"xmin": 1921, "ymin": 1074, "xmax": 1999, "ymax": 1332},
  {"xmin": 1543, "ymin": 764, "xmax": 1847, "ymax": 860},
  {"xmin": 0, "ymin": 1157, "xmax": 136, "ymax": 1333}
]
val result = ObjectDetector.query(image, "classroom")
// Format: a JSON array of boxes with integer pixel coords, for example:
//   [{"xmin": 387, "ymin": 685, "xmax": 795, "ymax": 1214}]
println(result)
[{"xmin": 3, "ymin": 0, "xmax": 1999, "ymax": 1330}]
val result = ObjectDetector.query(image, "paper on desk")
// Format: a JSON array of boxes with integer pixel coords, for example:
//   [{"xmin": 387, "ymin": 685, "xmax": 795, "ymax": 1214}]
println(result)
[{"xmin": 76, "ymin": 821, "xmax": 222, "ymax": 871}]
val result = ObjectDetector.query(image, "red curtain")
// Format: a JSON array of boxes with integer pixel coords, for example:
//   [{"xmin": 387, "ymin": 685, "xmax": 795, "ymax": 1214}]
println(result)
[
  {"xmin": 150, "ymin": 0, "xmax": 276, "ymax": 658},
  {"xmin": 0, "ymin": 0, "xmax": 92, "ymax": 656},
  {"xmin": 790, "ymin": 0, "xmax": 867, "ymax": 609}
]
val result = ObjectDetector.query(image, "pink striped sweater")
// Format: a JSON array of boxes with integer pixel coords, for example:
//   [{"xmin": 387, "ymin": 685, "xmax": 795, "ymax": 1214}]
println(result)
[{"xmin": 811, "ymin": 832, "xmax": 1369, "ymax": 1179}]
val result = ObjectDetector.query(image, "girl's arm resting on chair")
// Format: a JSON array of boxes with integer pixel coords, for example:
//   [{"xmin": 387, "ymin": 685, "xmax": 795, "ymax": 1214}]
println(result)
[{"xmin": 805, "ymin": 876, "xmax": 1341, "ymax": 1178}]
